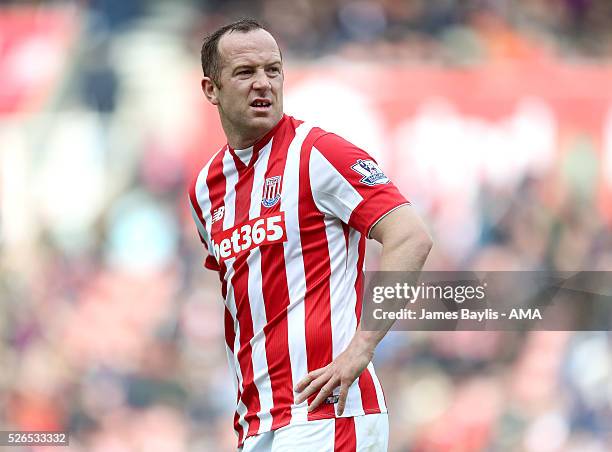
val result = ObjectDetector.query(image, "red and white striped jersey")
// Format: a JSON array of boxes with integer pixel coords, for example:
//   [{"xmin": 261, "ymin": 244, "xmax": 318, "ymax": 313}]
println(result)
[{"xmin": 188, "ymin": 115, "xmax": 409, "ymax": 447}]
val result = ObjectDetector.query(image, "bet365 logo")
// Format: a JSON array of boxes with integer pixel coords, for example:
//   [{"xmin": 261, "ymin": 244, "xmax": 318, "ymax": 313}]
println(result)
[{"xmin": 211, "ymin": 212, "xmax": 287, "ymax": 262}]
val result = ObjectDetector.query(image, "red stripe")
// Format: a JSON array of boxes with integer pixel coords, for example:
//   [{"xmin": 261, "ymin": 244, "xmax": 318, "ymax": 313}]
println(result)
[
  {"xmin": 225, "ymin": 303, "xmax": 242, "ymax": 444},
  {"xmin": 298, "ymin": 128, "xmax": 336, "ymax": 420},
  {"xmin": 203, "ymin": 149, "xmax": 250, "ymax": 442},
  {"xmin": 259, "ymin": 120, "xmax": 294, "ymax": 429},
  {"xmin": 224, "ymin": 306, "xmax": 236, "ymax": 356},
  {"xmin": 334, "ymin": 417, "xmax": 356, "ymax": 452},
  {"xmin": 357, "ymin": 368, "xmax": 381, "ymax": 414},
  {"xmin": 354, "ymin": 234, "xmax": 365, "ymax": 320},
  {"xmin": 230, "ymin": 156, "xmax": 261, "ymax": 437},
  {"xmin": 342, "ymin": 223, "xmax": 350, "ymax": 257},
  {"xmin": 204, "ymin": 154, "xmax": 232, "ymax": 336},
  {"xmin": 353, "ymin": 234, "xmax": 381, "ymax": 414},
  {"xmin": 205, "ymin": 151, "xmax": 230, "ymax": 307}
]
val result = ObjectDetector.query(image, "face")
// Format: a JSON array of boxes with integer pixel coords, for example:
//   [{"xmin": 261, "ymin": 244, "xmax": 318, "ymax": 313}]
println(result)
[{"xmin": 202, "ymin": 28, "xmax": 284, "ymax": 149}]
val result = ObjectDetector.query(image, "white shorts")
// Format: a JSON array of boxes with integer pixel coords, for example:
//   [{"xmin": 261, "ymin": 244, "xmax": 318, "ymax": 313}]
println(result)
[{"xmin": 238, "ymin": 413, "xmax": 389, "ymax": 452}]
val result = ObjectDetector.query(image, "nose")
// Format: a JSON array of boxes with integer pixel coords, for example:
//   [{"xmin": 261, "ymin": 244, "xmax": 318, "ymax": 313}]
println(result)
[{"xmin": 252, "ymin": 69, "xmax": 271, "ymax": 90}]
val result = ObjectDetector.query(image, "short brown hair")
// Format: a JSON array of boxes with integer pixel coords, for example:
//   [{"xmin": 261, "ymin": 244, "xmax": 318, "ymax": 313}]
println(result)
[{"xmin": 201, "ymin": 19, "xmax": 267, "ymax": 86}]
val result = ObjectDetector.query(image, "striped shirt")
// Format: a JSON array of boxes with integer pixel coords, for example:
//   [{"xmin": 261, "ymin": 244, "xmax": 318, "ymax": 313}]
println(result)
[{"xmin": 189, "ymin": 114, "xmax": 409, "ymax": 446}]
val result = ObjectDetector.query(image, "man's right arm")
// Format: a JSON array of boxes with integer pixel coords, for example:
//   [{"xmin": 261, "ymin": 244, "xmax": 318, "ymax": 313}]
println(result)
[{"xmin": 295, "ymin": 205, "xmax": 432, "ymax": 415}]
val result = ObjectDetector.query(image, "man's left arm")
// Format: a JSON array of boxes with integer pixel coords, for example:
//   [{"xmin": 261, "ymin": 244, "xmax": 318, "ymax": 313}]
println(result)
[{"xmin": 294, "ymin": 204, "xmax": 432, "ymax": 414}]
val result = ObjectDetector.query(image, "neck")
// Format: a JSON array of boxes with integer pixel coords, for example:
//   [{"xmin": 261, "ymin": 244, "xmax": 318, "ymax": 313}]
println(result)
[
  {"xmin": 222, "ymin": 115, "xmax": 283, "ymax": 150},
  {"xmin": 227, "ymin": 130, "xmax": 267, "ymax": 150}
]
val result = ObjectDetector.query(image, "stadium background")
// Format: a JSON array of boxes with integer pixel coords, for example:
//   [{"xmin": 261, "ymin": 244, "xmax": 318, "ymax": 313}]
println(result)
[{"xmin": 1, "ymin": 0, "xmax": 611, "ymax": 450}]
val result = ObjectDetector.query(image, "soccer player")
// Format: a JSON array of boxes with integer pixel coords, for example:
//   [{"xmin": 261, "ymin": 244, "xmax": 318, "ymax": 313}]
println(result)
[{"xmin": 189, "ymin": 19, "xmax": 432, "ymax": 451}]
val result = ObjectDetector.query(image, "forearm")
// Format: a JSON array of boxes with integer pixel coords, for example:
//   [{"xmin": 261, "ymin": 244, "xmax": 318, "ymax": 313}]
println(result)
[
  {"xmin": 294, "ymin": 208, "xmax": 432, "ymax": 414},
  {"xmin": 354, "ymin": 232, "xmax": 433, "ymax": 354}
]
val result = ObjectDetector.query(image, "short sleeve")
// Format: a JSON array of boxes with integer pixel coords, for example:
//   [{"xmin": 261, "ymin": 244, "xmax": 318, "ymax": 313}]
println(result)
[
  {"xmin": 309, "ymin": 133, "xmax": 410, "ymax": 237},
  {"xmin": 204, "ymin": 254, "xmax": 221, "ymax": 271},
  {"xmin": 188, "ymin": 180, "xmax": 220, "ymax": 272}
]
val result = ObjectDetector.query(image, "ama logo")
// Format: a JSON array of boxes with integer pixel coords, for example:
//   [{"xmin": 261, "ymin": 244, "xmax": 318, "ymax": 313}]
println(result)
[
  {"xmin": 262, "ymin": 176, "xmax": 282, "ymax": 208},
  {"xmin": 351, "ymin": 159, "xmax": 390, "ymax": 186}
]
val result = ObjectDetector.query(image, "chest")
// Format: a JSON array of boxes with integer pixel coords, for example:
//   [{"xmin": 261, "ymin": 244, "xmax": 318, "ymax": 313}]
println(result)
[{"xmin": 205, "ymin": 167, "xmax": 306, "ymax": 264}]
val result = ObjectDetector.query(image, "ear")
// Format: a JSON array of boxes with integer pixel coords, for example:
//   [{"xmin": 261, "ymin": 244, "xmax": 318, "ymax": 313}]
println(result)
[{"xmin": 201, "ymin": 77, "xmax": 219, "ymax": 105}]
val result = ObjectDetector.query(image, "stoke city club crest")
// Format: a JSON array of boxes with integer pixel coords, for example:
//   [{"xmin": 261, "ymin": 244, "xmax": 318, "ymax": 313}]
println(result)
[{"xmin": 262, "ymin": 176, "xmax": 282, "ymax": 207}]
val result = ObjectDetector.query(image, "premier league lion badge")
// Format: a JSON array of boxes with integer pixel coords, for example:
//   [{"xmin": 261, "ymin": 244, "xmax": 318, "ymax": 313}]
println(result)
[
  {"xmin": 351, "ymin": 159, "xmax": 390, "ymax": 186},
  {"xmin": 262, "ymin": 175, "xmax": 282, "ymax": 207}
]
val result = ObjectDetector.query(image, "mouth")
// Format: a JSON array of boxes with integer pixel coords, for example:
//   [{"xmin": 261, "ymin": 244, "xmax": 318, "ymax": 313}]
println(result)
[{"xmin": 250, "ymin": 99, "xmax": 272, "ymax": 111}]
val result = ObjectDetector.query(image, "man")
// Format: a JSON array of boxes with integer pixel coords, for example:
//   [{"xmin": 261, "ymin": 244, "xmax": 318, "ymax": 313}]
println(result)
[{"xmin": 189, "ymin": 19, "xmax": 432, "ymax": 451}]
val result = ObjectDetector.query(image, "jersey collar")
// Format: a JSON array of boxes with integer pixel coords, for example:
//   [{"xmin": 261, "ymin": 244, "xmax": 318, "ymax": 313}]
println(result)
[{"xmin": 228, "ymin": 114, "xmax": 287, "ymax": 170}]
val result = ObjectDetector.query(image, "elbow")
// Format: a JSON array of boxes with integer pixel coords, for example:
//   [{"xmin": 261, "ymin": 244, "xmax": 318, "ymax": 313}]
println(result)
[
  {"xmin": 412, "ymin": 229, "xmax": 433, "ymax": 261},
  {"xmin": 402, "ymin": 221, "xmax": 433, "ymax": 261}
]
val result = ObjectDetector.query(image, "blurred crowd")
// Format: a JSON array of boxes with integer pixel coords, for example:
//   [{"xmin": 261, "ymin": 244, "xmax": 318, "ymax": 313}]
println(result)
[
  {"xmin": 194, "ymin": 0, "xmax": 612, "ymax": 62},
  {"xmin": 1, "ymin": 0, "xmax": 611, "ymax": 451}
]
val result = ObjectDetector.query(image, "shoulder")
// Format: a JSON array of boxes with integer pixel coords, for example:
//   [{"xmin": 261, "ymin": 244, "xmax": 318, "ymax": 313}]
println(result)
[
  {"xmin": 311, "ymin": 131, "xmax": 357, "ymax": 154},
  {"xmin": 294, "ymin": 122, "xmax": 357, "ymax": 158},
  {"xmin": 306, "ymin": 129, "xmax": 374, "ymax": 172}
]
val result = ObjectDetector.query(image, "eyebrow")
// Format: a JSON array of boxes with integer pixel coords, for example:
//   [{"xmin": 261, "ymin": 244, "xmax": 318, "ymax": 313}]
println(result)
[
  {"xmin": 232, "ymin": 65, "xmax": 254, "ymax": 72},
  {"xmin": 232, "ymin": 60, "xmax": 282, "ymax": 71}
]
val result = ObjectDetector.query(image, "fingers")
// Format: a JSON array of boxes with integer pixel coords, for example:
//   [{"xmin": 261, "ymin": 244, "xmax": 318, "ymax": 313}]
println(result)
[
  {"xmin": 294, "ymin": 360, "xmax": 359, "ymax": 414},
  {"xmin": 308, "ymin": 378, "xmax": 339, "ymax": 412},
  {"xmin": 294, "ymin": 367, "xmax": 326, "ymax": 393},
  {"xmin": 336, "ymin": 382, "xmax": 350, "ymax": 416},
  {"xmin": 294, "ymin": 372, "xmax": 327, "ymax": 405}
]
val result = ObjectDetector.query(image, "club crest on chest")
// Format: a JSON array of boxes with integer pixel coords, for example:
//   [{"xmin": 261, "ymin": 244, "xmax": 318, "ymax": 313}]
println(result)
[{"xmin": 262, "ymin": 175, "xmax": 282, "ymax": 208}]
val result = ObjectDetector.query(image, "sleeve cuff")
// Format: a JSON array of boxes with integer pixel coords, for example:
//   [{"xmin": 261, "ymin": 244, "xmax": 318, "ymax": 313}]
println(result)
[
  {"xmin": 366, "ymin": 202, "xmax": 411, "ymax": 239},
  {"xmin": 204, "ymin": 255, "xmax": 220, "ymax": 271},
  {"xmin": 348, "ymin": 191, "xmax": 410, "ymax": 238}
]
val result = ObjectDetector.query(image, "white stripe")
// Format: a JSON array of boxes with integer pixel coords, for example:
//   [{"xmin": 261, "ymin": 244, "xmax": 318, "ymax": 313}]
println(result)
[
  {"xmin": 323, "ymin": 215, "xmax": 365, "ymax": 417},
  {"xmin": 325, "ymin": 214, "xmax": 352, "ymax": 357},
  {"xmin": 281, "ymin": 123, "xmax": 313, "ymax": 423},
  {"xmin": 191, "ymin": 148, "xmax": 223, "ymax": 248},
  {"xmin": 189, "ymin": 200, "xmax": 210, "ymax": 245},
  {"xmin": 226, "ymin": 261, "xmax": 249, "ymax": 437},
  {"xmin": 346, "ymin": 228, "xmax": 365, "ymax": 415},
  {"xmin": 354, "ymin": 413, "xmax": 389, "ymax": 450},
  {"xmin": 224, "ymin": 341, "xmax": 250, "ymax": 441},
  {"xmin": 220, "ymin": 150, "xmax": 252, "ymax": 435},
  {"xmin": 193, "ymin": 150, "xmax": 241, "ymax": 409},
  {"xmin": 224, "ymin": 343, "xmax": 239, "ymax": 396},
  {"xmin": 234, "ymin": 145, "xmax": 254, "ymax": 166},
  {"xmin": 189, "ymin": 204, "xmax": 208, "ymax": 244},
  {"xmin": 310, "ymin": 147, "xmax": 364, "ymax": 224},
  {"xmin": 194, "ymin": 148, "xmax": 250, "ymax": 436},
  {"xmin": 367, "ymin": 362, "xmax": 387, "ymax": 412},
  {"xmin": 222, "ymin": 151, "xmax": 237, "ymax": 229},
  {"xmin": 247, "ymin": 139, "xmax": 274, "ymax": 433},
  {"xmin": 345, "ymin": 232, "xmax": 363, "ymax": 335},
  {"xmin": 248, "ymin": 139, "xmax": 272, "ymax": 334}
]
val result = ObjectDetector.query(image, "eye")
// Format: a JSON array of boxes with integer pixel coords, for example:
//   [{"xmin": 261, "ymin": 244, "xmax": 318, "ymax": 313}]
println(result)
[{"xmin": 236, "ymin": 69, "xmax": 253, "ymax": 76}]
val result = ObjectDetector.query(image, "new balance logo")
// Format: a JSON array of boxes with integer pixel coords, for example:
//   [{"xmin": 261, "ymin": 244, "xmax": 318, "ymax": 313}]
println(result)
[{"xmin": 212, "ymin": 207, "xmax": 225, "ymax": 224}]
